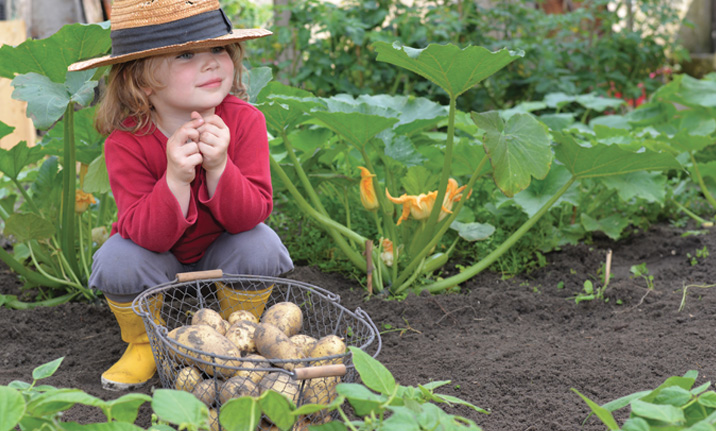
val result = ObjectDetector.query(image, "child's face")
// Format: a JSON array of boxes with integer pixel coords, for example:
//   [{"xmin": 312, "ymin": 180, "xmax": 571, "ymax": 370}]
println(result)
[{"xmin": 145, "ymin": 46, "xmax": 235, "ymax": 117}]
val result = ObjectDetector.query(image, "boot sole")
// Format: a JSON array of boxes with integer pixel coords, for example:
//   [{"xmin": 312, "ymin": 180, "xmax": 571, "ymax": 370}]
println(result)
[{"xmin": 101, "ymin": 376, "xmax": 149, "ymax": 392}]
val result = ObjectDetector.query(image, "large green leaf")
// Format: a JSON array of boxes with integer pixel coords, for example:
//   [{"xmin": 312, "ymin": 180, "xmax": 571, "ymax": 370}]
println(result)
[
  {"xmin": 12, "ymin": 70, "xmax": 97, "ymax": 129},
  {"xmin": 347, "ymin": 94, "xmax": 447, "ymax": 135},
  {"xmin": 246, "ymin": 66, "xmax": 273, "ymax": 103},
  {"xmin": 669, "ymin": 74, "xmax": 716, "ymax": 108},
  {"xmin": 0, "ymin": 141, "xmax": 45, "ymax": 180},
  {"xmin": 601, "ymin": 171, "xmax": 667, "ymax": 204},
  {"xmin": 472, "ymin": 111, "xmax": 552, "ymax": 197},
  {"xmin": 0, "ymin": 121, "xmax": 14, "ymax": 141},
  {"xmin": 552, "ymin": 132, "xmax": 681, "ymax": 178},
  {"xmin": 3, "ymin": 213, "xmax": 56, "ymax": 242},
  {"xmin": 0, "ymin": 22, "xmax": 110, "ymax": 83},
  {"xmin": 151, "ymin": 389, "xmax": 208, "ymax": 429},
  {"xmin": 514, "ymin": 165, "xmax": 579, "ymax": 218},
  {"xmin": 83, "ymin": 153, "xmax": 111, "ymax": 195},
  {"xmin": 258, "ymin": 96, "xmax": 322, "ymax": 137},
  {"xmin": 581, "ymin": 213, "xmax": 630, "ymax": 241},
  {"xmin": 575, "ymin": 93, "xmax": 625, "ymax": 112},
  {"xmin": 373, "ymin": 41, "xmax": 523, "ymax": 98},
  {"xmin": 311, "ymin": 110, "xmax": 398, "ymax": 149}
]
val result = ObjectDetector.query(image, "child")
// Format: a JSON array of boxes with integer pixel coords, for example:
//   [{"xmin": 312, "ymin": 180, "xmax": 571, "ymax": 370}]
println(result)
[{"xmin": 68, "ymin": 0, "xmax": 294, "ymax": 391}]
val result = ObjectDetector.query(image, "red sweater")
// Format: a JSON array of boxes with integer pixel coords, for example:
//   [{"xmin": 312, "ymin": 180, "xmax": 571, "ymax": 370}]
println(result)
[{"xmin": 105, "ymin": 95, "xmax": 273, "ymax": 263}]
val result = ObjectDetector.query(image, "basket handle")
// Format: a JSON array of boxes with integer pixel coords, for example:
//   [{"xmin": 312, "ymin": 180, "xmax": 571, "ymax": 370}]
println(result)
[
  {"xmin": 176, "ymin": 269, "xmax": 223, "ymax": 282},
  {"xmin": 293, "ymin": 364, "xmax": 347, "ymax": 380}
]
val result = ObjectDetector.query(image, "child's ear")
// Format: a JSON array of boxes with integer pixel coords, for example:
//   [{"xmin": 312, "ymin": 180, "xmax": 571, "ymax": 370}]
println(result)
[{"xmin": 142, "ymin": 87, "xmax": 153, "ymax": 97}]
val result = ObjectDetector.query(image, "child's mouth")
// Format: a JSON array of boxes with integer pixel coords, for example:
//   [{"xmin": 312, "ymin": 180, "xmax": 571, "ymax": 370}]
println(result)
[{"xmin": 199, "ymin": 78, "xmax": 223, "ymax": 88}]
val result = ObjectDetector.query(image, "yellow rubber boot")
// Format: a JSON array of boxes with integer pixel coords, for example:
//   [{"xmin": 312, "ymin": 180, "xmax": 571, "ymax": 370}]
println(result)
[
  {"xmin": 215, "ymin": 281, "xmax": 273, "ymax": 320},
  {"xmin": 101, "ymin": 296, "xmax": 162, "ymax": 391}
]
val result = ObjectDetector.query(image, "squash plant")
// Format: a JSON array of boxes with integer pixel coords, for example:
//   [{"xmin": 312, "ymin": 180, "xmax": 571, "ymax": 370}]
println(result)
[
  {"xmin": 259, "ymin": 42, "xmax": 682, "ymax": 295},
  {"xmin": 0, "ymin": 23, "xmax": 112, "ymax": 302}
]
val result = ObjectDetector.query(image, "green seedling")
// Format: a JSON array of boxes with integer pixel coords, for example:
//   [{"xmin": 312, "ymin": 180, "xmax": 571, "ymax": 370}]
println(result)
[
  {"xmin": 630, "ymin": 262, "xmax": 655, "ymax": 290},
  {"xmin": 570, "ymin": 249, "xmax": 613, "ymax": 304},
  {"xmin": 686, "ymin": 246, "xmax": 710, "ymax": 266}
]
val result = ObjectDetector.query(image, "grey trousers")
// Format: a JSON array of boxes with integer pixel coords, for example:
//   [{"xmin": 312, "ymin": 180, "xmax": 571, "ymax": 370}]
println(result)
[{"xmin": 89, "ymin": 223, "xmax": 294, "ymax": 302}]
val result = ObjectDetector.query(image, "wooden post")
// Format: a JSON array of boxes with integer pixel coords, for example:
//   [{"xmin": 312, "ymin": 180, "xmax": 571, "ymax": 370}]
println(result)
[{"xmin": 0, "ymin": 19, "xmax": 35, "ymax": 150}]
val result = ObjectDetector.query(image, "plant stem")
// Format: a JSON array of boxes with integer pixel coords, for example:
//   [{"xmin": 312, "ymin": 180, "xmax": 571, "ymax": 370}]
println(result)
[
  {"xmin": 270, "ymin": 156, "xmax": 371, "ymax": 274},
  {"xmin": 393, "ymin": 154, "xmax": 489, "ymax": 290},
  {"xmin": 421, "ymin": 176, "xmax": 577, "ymax": 293},
  {"xmin": 0, "ymin": 246, "xmax": 63, "ymax": 288},
  {"xmin": 689, "ymin": 152, "xmax": 716, "ymax": 212},
  {"xmin": 61, "ymin": 104, "xmax": 81, "ymax": 277},
  {"xmin": 673, "ymin": 200, "xmax": 707, "ymax": 225},
  {"xmin": 11, "ymin": 177, "xmax": 41, "ymax": 214}
]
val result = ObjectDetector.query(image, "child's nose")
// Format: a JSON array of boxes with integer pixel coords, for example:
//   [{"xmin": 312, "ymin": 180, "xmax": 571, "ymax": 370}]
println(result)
[{"xmin": 202, "ymin": 53, "xmax": 219, "ymax": 70}]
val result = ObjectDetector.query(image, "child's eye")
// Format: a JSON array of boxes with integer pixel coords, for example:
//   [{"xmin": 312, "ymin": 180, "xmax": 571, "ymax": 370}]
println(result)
[
  {"xmin": 177, "ymin": 52, "xmax": 194, "ymax": 60},
  {"xmin": 211, "ymin": 46, "xmax": 226, "ymax": 54}
]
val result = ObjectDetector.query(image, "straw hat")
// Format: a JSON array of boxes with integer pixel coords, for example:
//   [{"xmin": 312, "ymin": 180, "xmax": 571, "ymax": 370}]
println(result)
[{"xmin": 68, "ymin": 0, "xmax": 271, "ymax": 71}]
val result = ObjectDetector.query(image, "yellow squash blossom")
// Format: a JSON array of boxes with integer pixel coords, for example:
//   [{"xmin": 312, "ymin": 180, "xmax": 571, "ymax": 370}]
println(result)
[
  {"xmin": 358, "ymin": 166, "xmax": 379, "ymax": 211},
  {"xmin": 75, "ymin": 190, "xmax": 96, "ymax": 214},
  {"xmin": 385, "ymin": 189, "xmax": 437, "ymax": 225},
  {"xmin": 380, "ymin": 238, "xmax": 394, "ymax": 267},
  {"xmin": 439, "ymin": 178, "xmax": 470, "ymax": 221}
]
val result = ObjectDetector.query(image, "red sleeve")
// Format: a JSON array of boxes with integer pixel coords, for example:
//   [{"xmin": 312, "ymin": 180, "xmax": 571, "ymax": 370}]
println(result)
[
  {"xmin": 198, "ymin": 101, "xmax": 273, "ymax": 232},
  {"xmin": 105, "ymin": 130, "xmax": 196, "ymax": 253}
]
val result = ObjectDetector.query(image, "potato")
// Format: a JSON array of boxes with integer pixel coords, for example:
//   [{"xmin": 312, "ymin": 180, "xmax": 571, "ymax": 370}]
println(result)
[
  {"xmin": 192, "ymin": 379, "xmax": 219, "ymax": 407},
  {"xmin": 224, "ymin": 321, "xmax": 257, "ymax": 354},
  {"xmin": 254, "ymin": 323, "xmax": 304, "ymax": 371},
  {"xmin": 290, "ymin": 334, "xmax": 317, "ymax": 356},
  {"xmin": 167, "ymin": 325, "xmax": 242, "ymax": 376},
  {"xmin": 228, "ymin": 309, "xmax": 259, "ymax": 325},
  {"xmin": 260, "ymin": 302, "xmax": 303, "ymax": 337},
  {"xmin": 303, "ymin": 376, "xmax": 341, "ymax": 405},
  {"xmin": 174, "ymin": 366, "xmax": 203, "ymax": 392},
  {"xmin": 308, "ymin": 335, "xmax": 346, "ymax": 365},
  {"xmin": 191, "ymin": 308, "xmax": 227, "ymax": 335},
  {"xmin": 258, "ymin": 372, "xmax": 300, "ymax": 404},
  {"xmin": 234, "ymin": 354, "xmax": 271, "ymax": 384},
  {"xmin": 208, "ymin": 408, "xmax": 220, "ymax": 431},
  {"xmin": 219, "ymin": 375, "xmax": 259, "ymax": 404}
]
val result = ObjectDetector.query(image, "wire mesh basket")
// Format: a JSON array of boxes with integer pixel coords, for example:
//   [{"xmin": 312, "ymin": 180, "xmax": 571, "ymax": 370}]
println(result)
[{"xmin": 132, "ymin": 270, "xmax": 381, "ymax": 431}]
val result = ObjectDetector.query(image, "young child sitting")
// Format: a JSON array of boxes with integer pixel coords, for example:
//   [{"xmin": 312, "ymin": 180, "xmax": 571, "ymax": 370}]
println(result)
[{"xmin": 69, "ymin": 0, "xmax": 293, "ymax": 391}]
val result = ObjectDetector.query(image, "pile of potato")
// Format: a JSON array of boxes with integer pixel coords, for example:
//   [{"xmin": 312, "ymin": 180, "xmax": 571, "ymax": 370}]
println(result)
[{"xmin": 165, "ymin": 301, "xmax": 346, "ymax": 428}]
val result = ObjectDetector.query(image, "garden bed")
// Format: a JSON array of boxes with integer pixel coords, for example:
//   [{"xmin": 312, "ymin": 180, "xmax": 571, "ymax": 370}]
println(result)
[{"xmin": 0, "ymin": 222, "xmax": 715, "ymax": 430}]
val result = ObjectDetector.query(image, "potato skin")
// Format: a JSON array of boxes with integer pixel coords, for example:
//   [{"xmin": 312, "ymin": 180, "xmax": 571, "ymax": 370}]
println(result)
[
  {"xmin": 219, "ymin": 375, "xmax": 259, "ymax": 404},
  {"xmin": 192, "ymin": 379, "xmax": 219, "ymax": 407},
  {"xmin": 254, "ymin": 323, "xmax": 304, "ymax": 371},
  {"xmin": 289, "ymin": 334, "xmax": 317, "ymax": 357},
  {"xmin": 258, "ymin": 372, "xmax": 300, "ymax": 404},
  {"xmin": 308, "ymin": 335, "xmax": 346, "ymax": 365},
  {"xmin": 228, "ymin": 310, "xmax": 259, "ymax": 325},
  {"xmin": 260, "ymin": 302, "xmax": 303, "ymax": 337},
  {"xmin": 167, "ymin": 325, "xmax": 242, "ymax": 376},
  {"xmin": 174, "ymin": 366, "xmax": 203, "ymax": 392},
  {"xmin": 191, "ymin": 308, "xmax": 227, "ymax": 335},
  {"xmin": 234, "ymin": 354, "xmax": 270, "ymax": 384},
  {"xmin": 224, "ymin": 321, "xmax": 258, "ymax": 354}
]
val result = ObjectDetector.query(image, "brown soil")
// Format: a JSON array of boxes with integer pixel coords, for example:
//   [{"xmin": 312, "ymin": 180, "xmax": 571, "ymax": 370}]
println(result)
[{"xmin": 1, "ymin": 223, "xmax": 715, "ymax": 430}]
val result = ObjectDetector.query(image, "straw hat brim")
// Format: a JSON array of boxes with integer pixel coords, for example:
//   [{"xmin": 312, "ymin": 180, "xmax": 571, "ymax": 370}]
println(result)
[{"xmin": 68, "ymin": 28, "xmax": 272, "ymax": 72}]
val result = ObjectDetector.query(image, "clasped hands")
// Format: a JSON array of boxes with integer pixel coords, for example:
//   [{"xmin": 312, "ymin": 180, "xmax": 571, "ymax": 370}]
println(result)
[{"xmin": 167, "ymin": 111, "xmax": 229, "ymax": 186}]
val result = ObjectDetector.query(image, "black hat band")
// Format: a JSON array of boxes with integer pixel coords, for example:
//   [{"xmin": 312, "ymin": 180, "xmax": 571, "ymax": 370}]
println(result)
[{"xmin": 110, "ymin": 8, "xmax": 233, "ymax": 57}]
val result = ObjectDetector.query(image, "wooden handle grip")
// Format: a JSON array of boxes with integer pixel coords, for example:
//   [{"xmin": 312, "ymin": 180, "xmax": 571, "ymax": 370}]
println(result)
[
  {"xmin": 293, "ymin": 364, "xmax": 347, "ymax": 380},
  {"xmin": 176, "ymin": 269, "xmax": 223, "ymax": 282}
]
